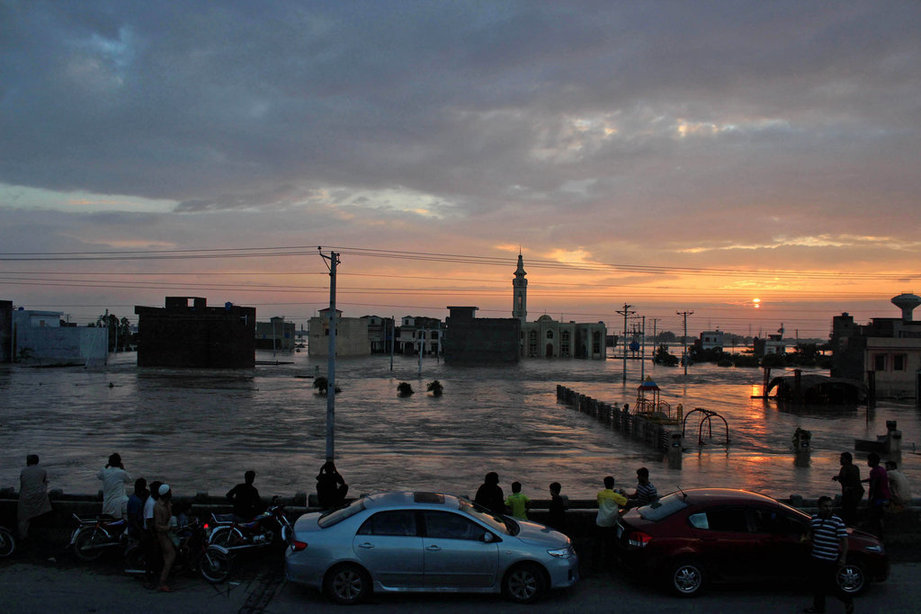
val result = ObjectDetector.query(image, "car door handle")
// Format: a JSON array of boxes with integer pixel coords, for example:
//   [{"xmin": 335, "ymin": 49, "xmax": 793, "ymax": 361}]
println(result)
[
  {"xmin": 426, "ymin": 545, "xmax": 442, "ymax": 551},
  {"xmin": 358, "ymin": 542, "xmax": 375, "ymax": 549}
]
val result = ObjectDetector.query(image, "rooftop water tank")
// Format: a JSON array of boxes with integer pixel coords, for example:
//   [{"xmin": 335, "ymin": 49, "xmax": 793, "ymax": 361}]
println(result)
[{"xmin": 891, "ymin": 293, "xmax": 921, "ymax": 321}]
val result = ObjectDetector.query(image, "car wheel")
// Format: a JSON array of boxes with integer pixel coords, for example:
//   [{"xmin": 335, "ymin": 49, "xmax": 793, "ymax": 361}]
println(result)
[
  {"xmin": 502, "ymin": 562, "xmax": 546, "ymax": 604},
  {"xmin": 324, "ymin": 563, "xmax": 371, "ymax": 605},
  {"xmin": 837, "ymin": 558, "xmax": 867, "ymax": 595},
  {"xmin": 668, "ymin": 559, "xmax": 705, "ymax": 597}
]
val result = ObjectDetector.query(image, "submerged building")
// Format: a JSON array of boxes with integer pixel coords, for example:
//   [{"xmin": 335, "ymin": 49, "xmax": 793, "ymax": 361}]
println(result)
[
  {"xmin": 830, "ymin": 293, "xmax": 921, "ymax": 399},
  {"xmin": 442, "ymin": 306, "xmax": 520, "ymax": 364},
  {"xmin": 135, "ymin": 297, "xmax": 256, "ymax": 368},
  {"xmin": 0, "ymin": 300, "xmax": 107, "ymax": 366},
  {"xmin": 512, "ymin": 254, "xmax": 606, "ymax": 359}
]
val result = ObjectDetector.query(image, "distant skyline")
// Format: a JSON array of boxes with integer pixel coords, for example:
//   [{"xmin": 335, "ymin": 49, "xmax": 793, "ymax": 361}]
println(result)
[{"xmin": 2, "ymin": 2, "xmax": 919, "ymax": 337}]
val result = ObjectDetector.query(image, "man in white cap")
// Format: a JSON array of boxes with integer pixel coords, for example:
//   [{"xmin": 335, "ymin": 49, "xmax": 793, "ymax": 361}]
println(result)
[{"xmin": 153, "ymin": 483, "xmax": 175, "ymax": 592}]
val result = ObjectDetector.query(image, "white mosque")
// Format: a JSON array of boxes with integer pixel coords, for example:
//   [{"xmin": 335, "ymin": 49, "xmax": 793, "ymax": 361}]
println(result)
[{"xmin": 513, "ymin": 253, "xmax": 606, "ymax": 360}]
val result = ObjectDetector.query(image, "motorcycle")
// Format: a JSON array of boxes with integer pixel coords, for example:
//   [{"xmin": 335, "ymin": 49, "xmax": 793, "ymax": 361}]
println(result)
[
  {"xmin": 206, "ymin": 496, "xmax": 293, "ymax": 552},
  {"xmin": 124, "ymin": 518, "xmax": 232, "ymax": 584},
  {"xmin": 70, "ymin": 513, "xmax": 130, "ymax": 561},
  {"xmin": 0, "ymin": 525, "xmax": 16, "ymax": 558}
]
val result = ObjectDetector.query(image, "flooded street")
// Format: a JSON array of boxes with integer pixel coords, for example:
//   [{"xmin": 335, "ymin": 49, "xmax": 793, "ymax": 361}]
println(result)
[{"xmin": 2, "ymin": 350, "xmax": 919, "ymax": 502}]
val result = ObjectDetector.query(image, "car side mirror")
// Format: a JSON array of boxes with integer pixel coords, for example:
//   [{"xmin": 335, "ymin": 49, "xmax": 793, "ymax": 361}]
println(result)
[{"xmin": 481, "ymin": 532, "xmax": 495, "ymax": 543}]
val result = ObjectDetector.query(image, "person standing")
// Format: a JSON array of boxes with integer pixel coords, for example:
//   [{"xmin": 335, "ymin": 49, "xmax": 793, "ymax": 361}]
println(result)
[
  {"xmin": 504, "ymin": 481, "xmax": 530, "ymax": 520},
  {"xmin": 153, "ymin": 484, "xmax": 176, "ymax": 592},
  {"xmin": 126, "ymin": 478, "xmax": 148, "ymax": 540},
  {"xmin": 226, "ymin": 470, "xmax": 263, "ymax": 522},
  {"xmin": 17, "ymin": 454, "xmax": 52, "ymax": 540},
  {"xmin": 832, "ymin": 452, "xmax": 863, "ymax": 526},
  {"xmin": 316, "ymin": 461, "xmax": 349, "ymax": 509},
  {"xmin": 97, "ymin": 453, "xmax": 131, "ymax": 519},
  {"xmin": 885, "ymin": 460, "xmax": 912, "ymax": 512},
  {"xmin": 863, "ymin": 452, "xmax": 890, "ymax": 538},
  {"xmin": 628, "ymin": 467, "xmax": 658, "ymax": 508},
  {"xmin": 804, "ymin": 495, "xmax": 853, "ymax": 614},
  {"xmin": 547, "ymin": 482, "xmax": 567, "ymax": 534},
  {"xmin": 594, "ymin": 476, "xmax": 627, "ymax": 569},
  {"xmin": 474, "ymin": 472, "xmax": 505, "ymax": 516}
]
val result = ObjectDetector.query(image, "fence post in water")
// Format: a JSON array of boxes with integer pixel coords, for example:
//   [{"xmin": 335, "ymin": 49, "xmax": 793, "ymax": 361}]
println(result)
[{"xmin": 667, "ymin": 433, "xmax": 683, "ymax": 469}]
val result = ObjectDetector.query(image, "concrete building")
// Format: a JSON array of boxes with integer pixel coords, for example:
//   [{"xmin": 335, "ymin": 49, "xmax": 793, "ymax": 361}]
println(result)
[
  {"xmin": 0, "ymin": 301, "xmax": 108, "ymax": 366},
  {"xmin": 512, "ymin": 255, "xmax": 606, "ymax": 359},
  {"xmin": 308, "ymin": 308, "xmax": 370, "ymax": 357},
  {"xmin": 255, "ymin": 316, "xmax": 295, "ymax": 351},
  {"xmin": 699, "ymin": 330, "xmax": 724, "ymax": 351},
  {"xmin": 396, "ymin": 315, "xmax": 442, "ymax": 356},
  {"xmin": 831, "ymin": 294, "xmax": 921, "ymax": 399},
  {"xmin": 135, "ymin": 297, "xmax": 256, "ymax": 368},
  {"xmin": 443, "ymin": 306, "xmax": 520, "ymax": 365},
  {"xmin": 360, "ymin": 315, "xmax": 395, "ymax": 353}
]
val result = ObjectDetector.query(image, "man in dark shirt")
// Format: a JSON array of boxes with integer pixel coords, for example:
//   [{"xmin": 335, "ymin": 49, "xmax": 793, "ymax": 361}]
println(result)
[{"xmin": 226, "ymin": 470, "xmax": 263, "ymax": 522}]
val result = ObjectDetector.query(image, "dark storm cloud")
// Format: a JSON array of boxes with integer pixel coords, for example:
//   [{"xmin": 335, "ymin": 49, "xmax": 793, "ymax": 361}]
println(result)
[{"xmin": 1, "ymin": 0, "xmax": 919, "ymax": 259}]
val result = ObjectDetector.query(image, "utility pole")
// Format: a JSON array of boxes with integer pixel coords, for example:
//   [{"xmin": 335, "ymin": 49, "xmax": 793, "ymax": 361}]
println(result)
[
  {"xmin": 617, "ymin": 303, "xmax": 635, "ymax": 383},
  {"xmin": 319, "ymin": 248, "xmax": 340, "ymax": 462},
  {"xmin": 640, "ymin": 315, "xmax": 646, "ymax": 381},
  {"xmin": 677, "ymin": 310, "xmax": 694, "ymax": 376}
]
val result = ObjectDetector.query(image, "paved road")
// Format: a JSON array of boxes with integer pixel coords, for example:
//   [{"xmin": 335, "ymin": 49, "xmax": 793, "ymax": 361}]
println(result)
[{"xmin": 4, "ymin": 552, "xmax": 921, "ymax": 614}]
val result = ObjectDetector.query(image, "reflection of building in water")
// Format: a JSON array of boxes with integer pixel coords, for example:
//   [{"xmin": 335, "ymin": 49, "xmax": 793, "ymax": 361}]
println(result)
[
  {"xmin": 831, "ymin": 293, "xmax": 921, "ymax": 399},
  {"xmin": 512, "ymin": 254, "xmax": 606, "ymax": 359}
]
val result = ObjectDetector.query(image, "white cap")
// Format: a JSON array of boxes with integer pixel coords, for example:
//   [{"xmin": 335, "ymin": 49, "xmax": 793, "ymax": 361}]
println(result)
[{"xmin": 159, "ymin": 484, "xmax": 171, "ymax": 496}]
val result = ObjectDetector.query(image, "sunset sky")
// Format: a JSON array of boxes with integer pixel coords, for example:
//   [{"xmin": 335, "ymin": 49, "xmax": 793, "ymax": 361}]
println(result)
[{"xmin": 2, "ymin": 1, "xmax": 919, "ymax": 338}]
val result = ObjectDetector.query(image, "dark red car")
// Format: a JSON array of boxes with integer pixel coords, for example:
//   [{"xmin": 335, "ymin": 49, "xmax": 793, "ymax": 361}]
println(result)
[{"xmin": 616, "ymin": 488, "xmax": 889, "ymax": 597}]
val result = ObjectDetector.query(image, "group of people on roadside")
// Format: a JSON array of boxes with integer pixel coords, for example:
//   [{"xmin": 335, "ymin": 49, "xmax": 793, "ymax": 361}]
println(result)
[
  {"xmin": 471, "ymin": 466, "xmax": 657, "ymax": 569},
  {"xmin": 832, "ymin": 450, "xmax": 911, "ymax": 537}
]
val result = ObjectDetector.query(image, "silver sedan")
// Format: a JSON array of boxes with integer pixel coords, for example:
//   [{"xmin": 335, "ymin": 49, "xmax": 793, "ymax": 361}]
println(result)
[{"xmin": 285, "ymin": 491, "xmax": 579, "ymax": 604}]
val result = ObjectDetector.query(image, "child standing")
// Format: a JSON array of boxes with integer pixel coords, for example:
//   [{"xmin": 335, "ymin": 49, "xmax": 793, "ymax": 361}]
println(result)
[{"xmin": 504, "ymin": 481, "xmax": 530, "ymax": 520}]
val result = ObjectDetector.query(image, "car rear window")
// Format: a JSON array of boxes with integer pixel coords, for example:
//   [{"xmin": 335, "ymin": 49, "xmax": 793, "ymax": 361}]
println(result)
[
  {"xmin": 636, "ymin": 492, "xmax": 688, "ymax": 521},
  {"xmin": 318, "ymin": 498, "xmax": 366, "ymax": 528}
]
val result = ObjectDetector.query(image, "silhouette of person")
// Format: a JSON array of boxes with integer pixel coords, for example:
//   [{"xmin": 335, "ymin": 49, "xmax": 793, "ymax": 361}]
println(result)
[
  {"xmin": 474, "ymin": 472, "xmax": 505, "ymax": 516},
  {"xmin": 316, "ymin": 461, "xmax": 349, "ymax": 509},
  {"xmin": 226, "ymin": 470, "xmax": 263, "ymax": 522},
  {"xmin": 18, "ymin": 454, "xmax": 52, "ymax": 539}
]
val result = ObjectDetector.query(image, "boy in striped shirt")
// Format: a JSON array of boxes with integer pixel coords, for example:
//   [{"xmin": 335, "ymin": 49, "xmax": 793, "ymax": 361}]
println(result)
[{"xmin": 805, "ymin": 495, "xmax": 853, "ymax": 614}]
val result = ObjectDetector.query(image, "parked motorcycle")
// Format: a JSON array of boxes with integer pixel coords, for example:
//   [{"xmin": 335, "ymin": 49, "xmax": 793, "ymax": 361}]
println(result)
[
  {"xmin": 124, "ymin": 518, "xmax": 232, "ymax": 583},
  {"xmin": 70, "ymin": 514, "xmax": 130, "ymax": 561},
  {"xmin": 206, "ymin": 496, "xmax": 293, "ymax": 552},
  {"xmin": 0, "ymin": 525, "xmax": 16, "ymax": 558}
]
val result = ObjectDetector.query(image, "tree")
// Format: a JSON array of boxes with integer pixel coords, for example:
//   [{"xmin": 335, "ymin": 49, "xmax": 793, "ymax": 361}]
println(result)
[
  {"xmin": 313, "ymin": 377, "xmax": 341, "ymax": 395},
  {"xmin": 96, "ymin": 312, "xmax": 132, "ymax": 352},
  {"xmin": 397, "ymin": 382, "xmax": 414, "ymax": 396},
  {"xmin": 427, "ymin": 380, "xmax": 444, "ymax": 396}
]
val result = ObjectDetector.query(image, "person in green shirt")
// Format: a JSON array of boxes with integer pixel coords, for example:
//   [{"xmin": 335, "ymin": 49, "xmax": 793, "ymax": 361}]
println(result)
[{"xmin": 504, "ymin": 481, "xmax": 530, "ymax": 520}]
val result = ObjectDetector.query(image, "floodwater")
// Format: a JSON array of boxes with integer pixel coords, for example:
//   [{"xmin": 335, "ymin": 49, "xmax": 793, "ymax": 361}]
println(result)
[{"xmin": 1, "ymin": 350, "xmax": 919, "ymax": 502}]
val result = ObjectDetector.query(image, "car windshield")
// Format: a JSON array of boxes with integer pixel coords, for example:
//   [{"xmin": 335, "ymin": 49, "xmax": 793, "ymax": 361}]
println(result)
[
  {"xmin": 318, "ymin": 498, "xmax": 366, "ymax": 528},
  {"xmin": 459, "ymin": 498, "xmax": 516, "ymax": 535},
  {"xmin": 636, "ymin": 491, "xmax": 688, "ymax": 521}
]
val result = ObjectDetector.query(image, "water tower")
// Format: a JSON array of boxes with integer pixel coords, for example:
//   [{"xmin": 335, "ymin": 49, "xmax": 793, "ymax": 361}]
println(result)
[{"xmin": 891, "ymin": 293, "xmax": 921, "ymax": 322}]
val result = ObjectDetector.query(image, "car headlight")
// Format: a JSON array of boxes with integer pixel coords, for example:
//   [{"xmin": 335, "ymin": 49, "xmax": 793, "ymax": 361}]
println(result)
[{"xmin": 547, "ymin": 546, "xmax": 575, "ymax": 559}]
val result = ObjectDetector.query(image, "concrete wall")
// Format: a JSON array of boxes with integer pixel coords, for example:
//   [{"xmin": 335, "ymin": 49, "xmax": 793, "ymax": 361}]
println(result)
[{"xmin": 12, "ymin": 325, "xmax": 107, "ymax": 367}]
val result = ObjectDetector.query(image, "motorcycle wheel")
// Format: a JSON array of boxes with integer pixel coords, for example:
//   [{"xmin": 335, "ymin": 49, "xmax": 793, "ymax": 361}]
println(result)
[
  {"xmin": 0, "ymin": 527, "xmax": 15, "ymax": 558},
  {"xmin": 123, "ymin": 544, "xmax": 147, "ymax": 574},
  {"xmin": 74, "ymin": 528, "xmax": 106, "ymax": 562},
  {"xmin": 208, "ymin": 526, "xmax": 241, "ymax": 547},
  {"xmin": 200, "ymin": 547, "xmax": 232, "ymax": 583}
]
